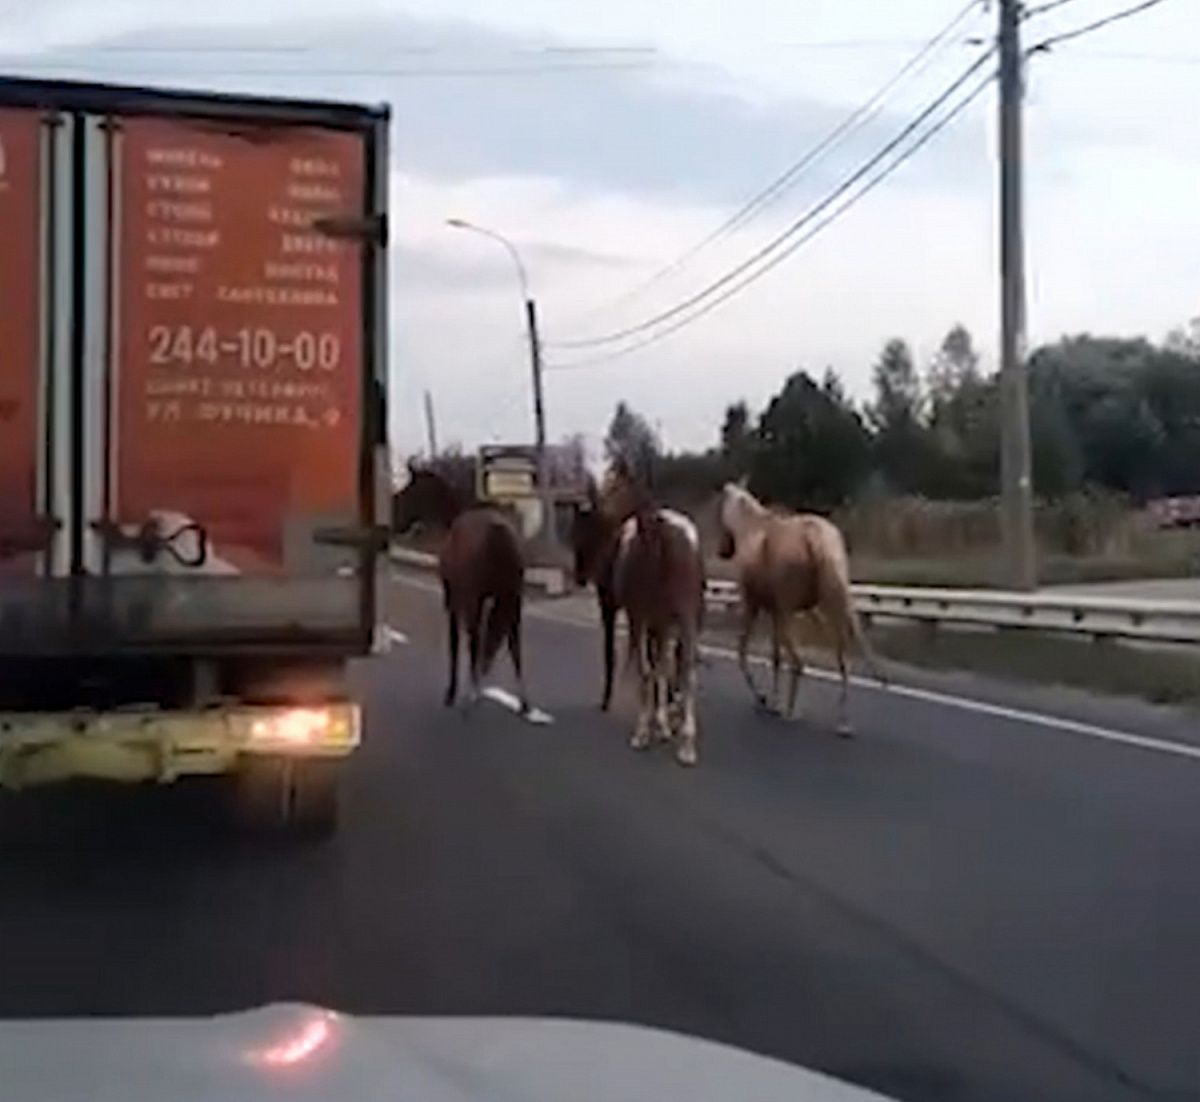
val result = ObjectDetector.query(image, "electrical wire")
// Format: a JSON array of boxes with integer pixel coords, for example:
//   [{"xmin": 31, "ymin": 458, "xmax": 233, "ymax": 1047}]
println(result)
[
  {"xmin": 547, "ymin": 47, "xmax": 996, "ymax": 351},
  {"xmin": 1023, "ymin": 0, "xmax": 1084, "ymax": 17},
  {"xmin": 1028, "ymin": 0, "xmax": 1172, "ymax": 52},
  {"xmin": 547, "ymin": 65, "xmax": 996, "ymax": 373},
  {"xmin": 559, "ymin": 0, "xmax": 987, "ymax": 328},
  {"xmin": 16, "ymin": 61, "xmax": 656, "ymax": 77}
]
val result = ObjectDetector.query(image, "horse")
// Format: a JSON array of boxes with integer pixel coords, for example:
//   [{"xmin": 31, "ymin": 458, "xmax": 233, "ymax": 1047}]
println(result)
[
  {"xmin": 716, "ymin": 481, "xmax": 885, "ymax": 735},
  {"xmin": 568, "ymin": 479, "xmax": 622, "ymax": 711},
  {"xmin": 590, "ymin": 461, "xmax": 705, "ymax": 765},
  {"xmin": 393, "ymin": 465, "xmax": 529, "ymax": 714}
]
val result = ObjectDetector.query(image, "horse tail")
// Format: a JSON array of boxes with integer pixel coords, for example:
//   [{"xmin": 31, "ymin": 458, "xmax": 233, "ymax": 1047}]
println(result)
[
  {"xmin": 479, "ymin": 522, "xmax": 524, "ymax": 676},
  {"xmin": 635, "ymin": 506, "xmax": 672, "ymax": 589},
  {"xmin": 479, "ymin": 597, "xmax": 504, "ymax": 675},
  {"xmin": 811, "ymin": 518, "xmax": 888, "ymax": 687},
  {"xmin": 819, "ymin": 568, "xmax": 888, "ymax": 687}
]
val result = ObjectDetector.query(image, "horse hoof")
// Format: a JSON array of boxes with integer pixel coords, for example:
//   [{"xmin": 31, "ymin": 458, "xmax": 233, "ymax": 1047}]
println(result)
[
  {"xmin": 630, "ymin": 734, "xmax": 651, "ymax": 751},
  {"xmin": 836, "ymin": 722, "xmax": 854, "ymax": 739},
  {"xmin": 676, "ymin": 744, "xmax": 698, "ymax": 767}
]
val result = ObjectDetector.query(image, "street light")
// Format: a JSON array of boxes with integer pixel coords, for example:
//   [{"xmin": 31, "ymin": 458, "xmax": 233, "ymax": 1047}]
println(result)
[{"xmin": 446, "ymin": 218, "xmax": 554, "ymax": 550}]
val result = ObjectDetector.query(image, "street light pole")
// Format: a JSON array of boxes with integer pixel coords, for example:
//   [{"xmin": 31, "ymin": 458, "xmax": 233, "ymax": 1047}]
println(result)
[{"xmin": 446, "ymin": 219, "xmax": 555, "ymax": 550}]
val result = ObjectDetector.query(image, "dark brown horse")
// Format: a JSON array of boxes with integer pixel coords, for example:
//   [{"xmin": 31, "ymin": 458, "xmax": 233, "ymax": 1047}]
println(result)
[
  {"xmin": 393, "ymin": 466, "xmax": 529, "ymax": 713},
  {"xmin": 588, "ymin": 461, "xmax": 705, "ymax": 765},
  {"xmin": 569, "ymin": 480, "xmax": 621, "ymax": 711}
]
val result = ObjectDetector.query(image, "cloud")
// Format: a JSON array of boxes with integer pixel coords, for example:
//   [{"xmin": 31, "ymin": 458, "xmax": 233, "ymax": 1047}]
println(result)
[{"xmin": 0, "ymin": 11, "xmax": 988, "ymax": 204}]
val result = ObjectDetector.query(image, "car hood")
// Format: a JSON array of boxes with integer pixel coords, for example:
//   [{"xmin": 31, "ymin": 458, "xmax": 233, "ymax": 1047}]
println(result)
[{"xmin": 0, "ymin": 1003, "xmax": 896, "ymax": 1101}]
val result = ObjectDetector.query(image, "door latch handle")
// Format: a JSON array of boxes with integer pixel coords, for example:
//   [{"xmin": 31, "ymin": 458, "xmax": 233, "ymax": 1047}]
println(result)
[{"xmin": 91, "ymin": 516, "xmax": 209, "ymax": 568}]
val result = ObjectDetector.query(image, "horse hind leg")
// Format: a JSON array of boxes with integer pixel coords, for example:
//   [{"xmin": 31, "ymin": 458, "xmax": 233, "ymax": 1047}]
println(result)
[
  {"xmin": 777, "ymin": 613, "xmax": 807, "ymax": 720},
  {"xmin": 600, "ymin": 601, "xmax": 616, "ymax": 712},
  {"xmin": 462, "ymin": 597, "xmax": 488, "ymax": 714},
  {"xmin": 444, "ymin": 608, "xmax": 460, "ymax": 708},
  {"xmin": 630, "ymin": 623, "xmax": 654, "ymax": 751},
  {"xmin": 653, "ymin": 633, "xmax": 672, "ymax": 744},
  {"xmin": 825, "ymin": 611, "xmax": 854, "ymax": 738},
  {"xmin": 674, "ymin": 630, "xmax": 699, "ymax": 767},
  {"xmin": 737, "ymin": 603, "xmax": 770, "ymax": 713},
  {"xmin": 503, "ymin": 594, "xmax": 530, "ymax": 715}
]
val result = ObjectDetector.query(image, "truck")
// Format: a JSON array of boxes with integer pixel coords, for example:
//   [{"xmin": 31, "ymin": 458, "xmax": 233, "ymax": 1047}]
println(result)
[{"xmin": 0, "ymin": 75, "xmax": 391, "ymax": 838}]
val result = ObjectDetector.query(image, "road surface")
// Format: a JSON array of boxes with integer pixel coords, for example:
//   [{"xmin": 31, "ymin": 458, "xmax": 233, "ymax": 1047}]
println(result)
[{"xmin": 0, "ymin": 573, "xmax": 1198, "ymax": 1102}]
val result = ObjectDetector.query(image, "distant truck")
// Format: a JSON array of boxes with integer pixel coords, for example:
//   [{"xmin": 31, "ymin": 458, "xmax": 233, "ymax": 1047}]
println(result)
[{"xmin": 0, "ymin": 75, "xmax": 391, "ymax": 838}]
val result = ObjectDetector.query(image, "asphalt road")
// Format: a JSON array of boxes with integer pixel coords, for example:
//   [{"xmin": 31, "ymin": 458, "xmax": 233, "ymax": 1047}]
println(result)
[{"xmin": 1, "ymin": 575, "xmax": 1199, "ymax": 1102}]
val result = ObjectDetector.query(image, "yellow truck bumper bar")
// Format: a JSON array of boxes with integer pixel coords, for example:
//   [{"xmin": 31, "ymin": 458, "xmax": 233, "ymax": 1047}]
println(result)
[{"xmin": 0, "ymin": 703, "xmax": 361, "ymax": 790}]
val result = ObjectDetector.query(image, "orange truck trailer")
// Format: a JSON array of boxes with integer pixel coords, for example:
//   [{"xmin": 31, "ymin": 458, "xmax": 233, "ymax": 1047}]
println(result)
[{"xmin": 0, "ymin": 75, "xmax": 391, "ymax": 837}]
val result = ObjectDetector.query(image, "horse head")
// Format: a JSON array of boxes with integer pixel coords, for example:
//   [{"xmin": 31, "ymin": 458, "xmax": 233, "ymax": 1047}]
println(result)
[
  {"xmin": 600, "ymin": 455, "xmax": 654, "ymax": 524},
  {"xmin": 716, "ymin": 480, "xmax": 757, "ymax": 559},
  {"xmin": 392, "ymin": 465, "xmax": 463, "ymax": 534}
]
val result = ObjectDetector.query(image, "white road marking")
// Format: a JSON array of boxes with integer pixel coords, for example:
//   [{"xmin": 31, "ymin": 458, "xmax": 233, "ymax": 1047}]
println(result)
[
  {"xmin": 393, "ymin": 572, "xmax": 442, "ymax": 595},
  {"xmin": 695, "ymin": 643, "xmax": 1200, "ymax": 762},
  {"xmin": 482, "ymin": 687, "xmax": 554, "ymax": 726},
  {"xmin": 393, "ymin": 572, "xmax": 1200, "ymax": 762}
]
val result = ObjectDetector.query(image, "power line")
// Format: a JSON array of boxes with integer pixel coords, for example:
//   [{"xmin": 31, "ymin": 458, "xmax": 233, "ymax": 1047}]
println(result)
[
  {"xmin": 1028, "ymin": 0, "xmax": 1172, "ymax": 52},
  {"xmin": 561, "ymin": 0, "xmax": 986, "ymax": 328},
  {"xmin": 1023, "ymin": 0, "xmax": 1084, "ymax": 17},
  {"xmin": 547, "ymin": 47, "xmax": 996, "ymax": 351},
  {"xmin": 548, "ymin": 65, "xmax": 996, "ymax": 373},
  {"xmin": 86, "ymin": 44, "xmax": 657, "ymax": 55},
  {"xmin": 11, "ymin": 61, "xmax": 655, "ymax": 78}
]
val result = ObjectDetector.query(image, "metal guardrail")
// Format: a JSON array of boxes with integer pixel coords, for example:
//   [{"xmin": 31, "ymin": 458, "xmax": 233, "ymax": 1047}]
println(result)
[
  {"xmin": 704, "ymin": 578, "xmax": 1200, "ymax": 645},
  {"xmin": 389, "ymin": 545, "xmax": 567, "ymax": 596},
  {"xmin": 393, "ymin": 546, "xmax": 1200, "ymax": 645}
]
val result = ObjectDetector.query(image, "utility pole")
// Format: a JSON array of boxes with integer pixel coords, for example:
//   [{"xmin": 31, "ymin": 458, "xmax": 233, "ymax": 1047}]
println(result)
[
  {"xmin": 525, "ymin": 297, "xmax": 555, "ymax": 550},
  {"xmin": 998, "ymin": 0, "xmax": 1037, "ymax": 591},
  {"xmin": 423, "ymin": 389, "xmax": 439, "ymax": 459}
]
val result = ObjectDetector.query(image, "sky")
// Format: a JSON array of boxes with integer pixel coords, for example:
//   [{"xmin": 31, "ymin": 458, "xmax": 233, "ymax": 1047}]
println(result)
[{"xmin": 0, "ymin": 0, "xmax": 1194, "ymax": 459}]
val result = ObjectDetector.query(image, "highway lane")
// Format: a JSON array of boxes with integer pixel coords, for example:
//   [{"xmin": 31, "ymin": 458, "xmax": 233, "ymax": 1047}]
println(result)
[{"xmin": 0, "ymin": 579, "xmax": 1196, "ymax": 1102}]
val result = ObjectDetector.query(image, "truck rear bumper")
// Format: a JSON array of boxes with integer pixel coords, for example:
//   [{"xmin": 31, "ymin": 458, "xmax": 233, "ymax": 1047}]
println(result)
[{"xmin": 0, "ymin": 703, "xmax": 360, "ymax": 789}]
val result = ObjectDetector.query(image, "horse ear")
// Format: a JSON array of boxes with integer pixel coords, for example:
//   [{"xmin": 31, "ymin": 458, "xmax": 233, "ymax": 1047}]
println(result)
[{"xmin": 736, "ymin": 474, "xmax": 750, "ymax": 490}]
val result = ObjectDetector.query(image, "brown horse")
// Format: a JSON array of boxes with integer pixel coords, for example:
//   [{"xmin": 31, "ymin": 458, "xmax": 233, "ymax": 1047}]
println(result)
[
  {"xmin": 393, "ymin": 465, "xmax": 529, "ymax": 714},
  {"xmin": 592, "ymin": 462, "xmax": 705, "ymax": 765},
  {"xmin": 568, "ymin": 479, "xmax": 622, "ymax": 711},
  {"xmin": 716, "ymin": 481, "xmax": 884, "ymax": 735}
]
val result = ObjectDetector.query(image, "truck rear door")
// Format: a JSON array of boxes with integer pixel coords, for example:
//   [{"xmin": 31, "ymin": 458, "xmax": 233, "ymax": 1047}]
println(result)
[{"xmin": 0, "ymin": 83, "xmax": 388, "ymax": 655}]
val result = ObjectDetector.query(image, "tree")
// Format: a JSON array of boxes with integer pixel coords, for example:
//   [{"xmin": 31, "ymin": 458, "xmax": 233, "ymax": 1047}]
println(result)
[
  {"xmin": 604, "ymin": 401, "xmax": 660, "ymax": 486},
  {"xmin": 868, "ymin": 338, "xmax": 924, "ymax": 434},
  {"xmin": 867, "ymin": 339, "xmax": 934, "ymax": 494},
  {"xmin": 749, "ymin": 370, "xmax": 871, "ymax": 513},
  {"xmin": 1165, "ymin": 316, "xmax": 1200, "ymax": 360},
  {"xmin": 927, "ymin": 324, "xmax": 980, "ymax": 414},
  {"xmin": 719, "ymin": 400, "xmax": 754, "ymax": 477}
]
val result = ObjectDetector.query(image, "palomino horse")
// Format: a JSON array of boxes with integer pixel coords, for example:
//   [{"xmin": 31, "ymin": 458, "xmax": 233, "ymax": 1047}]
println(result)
[
  {"xmin": 716, "ymin": 481, "xmax": 884, "ymax": 734},
  {"xmin": 586, "ymin": 462, "xmax": 705, "ymax": 765},
  {"xmin": 393, "ymin": 466, "xmax": 529, "ymax": 714}
]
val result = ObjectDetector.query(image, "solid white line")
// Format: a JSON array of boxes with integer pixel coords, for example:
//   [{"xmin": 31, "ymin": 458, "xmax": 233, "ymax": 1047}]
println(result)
[
  {"xmin": 394, "ymin": 573, "xmax": 1200, "ymax": 762},
  {"xmin": 695, "ymin": 642, "xmax": 1200, "ymax": 763}
]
